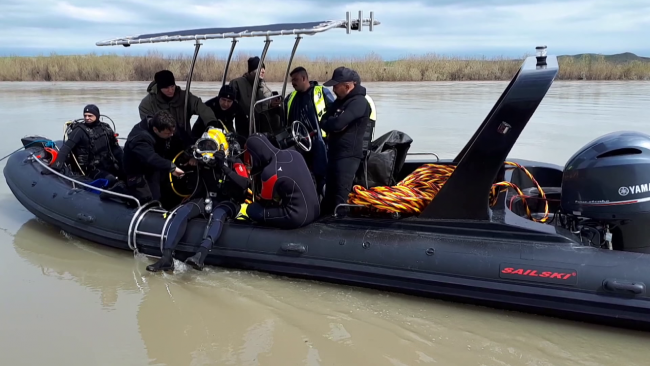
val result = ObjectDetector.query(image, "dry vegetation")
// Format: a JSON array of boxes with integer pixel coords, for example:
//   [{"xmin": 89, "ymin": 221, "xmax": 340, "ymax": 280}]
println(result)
[{"xmin": 0, "ymin": 51, "xmax": 649, "ymax": 82}]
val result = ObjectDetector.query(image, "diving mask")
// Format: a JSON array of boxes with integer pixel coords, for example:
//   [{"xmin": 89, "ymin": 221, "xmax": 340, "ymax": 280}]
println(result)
[{"xmin": 194, "ymin": 127, "xmax": 229, "ymax": 163}]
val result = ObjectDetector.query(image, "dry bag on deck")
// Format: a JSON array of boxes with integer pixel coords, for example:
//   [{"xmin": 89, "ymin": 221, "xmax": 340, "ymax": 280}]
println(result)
[{"xmin": 354, "ymin": 130, "xmax": 413, "ymax": 188}]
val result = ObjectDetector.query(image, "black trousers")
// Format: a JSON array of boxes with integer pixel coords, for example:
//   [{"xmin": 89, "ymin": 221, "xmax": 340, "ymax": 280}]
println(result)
[
  {"xmin": 125, "ymin": 171, "xmax": 161, "ymax": 205},
  {"xmin": 164, "ymin": 199, "xmax": 239, "ymax": 251},
  {"xmin": 322, "ymin": 157, "xmax": 362, "ymax": 216}
]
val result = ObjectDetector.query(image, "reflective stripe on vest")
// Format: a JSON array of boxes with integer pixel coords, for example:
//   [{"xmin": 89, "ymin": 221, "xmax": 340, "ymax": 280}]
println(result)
[
  {"xmin": 286, "ymin": 85, "xmax": 327, "ymax": 122},
  {"xmin": 365, "ymin": 95, "xmax": 376, "ymax": 121}
]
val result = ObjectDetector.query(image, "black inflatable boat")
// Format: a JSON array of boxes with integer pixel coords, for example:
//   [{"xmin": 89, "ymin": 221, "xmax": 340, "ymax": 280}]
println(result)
[{"xmin": 5, "ymin": 52, "xmax": 650, "ymax": 331}]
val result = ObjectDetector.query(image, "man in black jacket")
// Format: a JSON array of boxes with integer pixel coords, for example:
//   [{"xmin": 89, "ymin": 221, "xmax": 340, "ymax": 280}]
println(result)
[
  {"xmin": 50, "ymin": 104, "xmax": 124, "ymax": 186},
  {"xmin": 320, "ymin": 67, "xmax": 371, "ymax": 216},
  {"xmin": 191, "ymin": 85, "xmax": 247, "ymax": 141},
  {"xmin": 121, "ymin": 110, "xmax": 186, "ymax": 204}
]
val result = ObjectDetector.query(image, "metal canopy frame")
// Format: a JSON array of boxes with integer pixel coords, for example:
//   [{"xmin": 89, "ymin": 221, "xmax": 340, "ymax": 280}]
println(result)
[{"xmin": 96, "ymin": 11, "xmax": 380, "ymax": 136}]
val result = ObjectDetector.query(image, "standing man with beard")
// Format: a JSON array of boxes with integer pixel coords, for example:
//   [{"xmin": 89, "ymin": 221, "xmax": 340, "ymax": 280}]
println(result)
[
  {"xmin": 138, "ymin": 69, "xmax": 218, "ymax": 150},
  {"xmin": 320, "ymin": 67, "xmax": 371, "ymax": 216},
  {"xmin": 284, "ymin": 66, "xmax": 335, "ymax": 198}
]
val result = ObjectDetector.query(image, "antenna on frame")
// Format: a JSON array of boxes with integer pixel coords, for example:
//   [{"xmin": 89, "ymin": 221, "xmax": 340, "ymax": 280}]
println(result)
[{"xmin": 345, "ymin": 11, "xmax": 377, "ymax": 34}]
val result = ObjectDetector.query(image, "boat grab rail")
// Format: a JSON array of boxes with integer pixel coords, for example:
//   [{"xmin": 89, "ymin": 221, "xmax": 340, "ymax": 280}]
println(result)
[
  {"xmin": 28, "ymin": 153, "xmax": 141, "ymax": 208},
  {"xmin": 407, "ymin": 152, "xmax": 440, "ymax": 162},
  {"xmin": 253, "ymin": 94, "xmax": 282, "ymax": 108},
  {"xmin": 128, "ymin": 200, "xmax": 167, "ymax": 253}
]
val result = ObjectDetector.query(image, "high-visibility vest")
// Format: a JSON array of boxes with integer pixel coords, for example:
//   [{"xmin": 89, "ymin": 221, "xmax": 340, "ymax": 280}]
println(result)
[
  {"xmin": 365, "ymin": 95, "xmax": 376, "ymax": 121},
  {"xmin": 287, "ymin": 85, "xmax": 327, "ymax": 137},
  {"xmin": 286, "ymin": 85, "xmax": 327, "ymax": 122}
]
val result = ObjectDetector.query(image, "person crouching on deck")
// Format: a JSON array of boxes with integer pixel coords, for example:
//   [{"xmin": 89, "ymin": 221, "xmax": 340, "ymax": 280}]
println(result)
[
  {"xmin": 243, "ymin": 133, "xmax": 320, "ymax": 229},
  {"xmin": 120, "ymin": 110, "xmax": 186, "ymax": 205}
]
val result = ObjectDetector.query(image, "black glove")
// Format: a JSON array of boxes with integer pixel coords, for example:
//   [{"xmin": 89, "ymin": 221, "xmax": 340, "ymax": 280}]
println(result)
[
  {"xmin": 213, "ymin": 150, "xmax": 226, "ymax": 165},
  {"xmin": 42, "ymin": 160, "xmax": 63, "ymax": 175}
]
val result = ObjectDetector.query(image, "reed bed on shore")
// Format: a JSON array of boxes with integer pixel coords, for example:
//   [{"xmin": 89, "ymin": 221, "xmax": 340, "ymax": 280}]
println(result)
[{"xmin": 0, "ymin": 52, "xmax": 648, "ymax": 82}]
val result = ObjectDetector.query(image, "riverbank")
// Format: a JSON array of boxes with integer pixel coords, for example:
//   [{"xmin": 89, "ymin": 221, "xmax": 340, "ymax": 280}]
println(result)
[{"xmin": 1, "ymin": 52, "xmax": 649, "ymax": 82}]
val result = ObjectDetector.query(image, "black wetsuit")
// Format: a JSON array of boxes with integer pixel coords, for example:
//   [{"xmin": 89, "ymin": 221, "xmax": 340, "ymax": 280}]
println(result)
[
  {"xmin": 245, "ymin": 133, "xmax": 320, "ymax": 229},
  {"xmin": 146, "ymin": 151, "xmax": 250, "ymax": 272},
  {"xmin": 51, "ymin": 121, "xmax": 124, "ymax": 185},
  {"xmin": 121, "ymin": 118, "xmax": 182, "ymax": 204},
  {"xmin": 319, "ymin": 85, "xmax": 371, "ymax": 216}
]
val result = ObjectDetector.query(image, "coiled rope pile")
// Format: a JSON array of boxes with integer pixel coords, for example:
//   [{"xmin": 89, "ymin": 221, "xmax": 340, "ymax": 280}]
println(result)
[{"xmin": 348, "ymin": 161, "xmax": 549, "ymax": 222}]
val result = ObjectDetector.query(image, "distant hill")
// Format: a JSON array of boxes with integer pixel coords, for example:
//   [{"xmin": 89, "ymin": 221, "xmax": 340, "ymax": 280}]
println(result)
[{"xmin": 558, "ymin": 52, "xmax": 650, "ymax": 64}]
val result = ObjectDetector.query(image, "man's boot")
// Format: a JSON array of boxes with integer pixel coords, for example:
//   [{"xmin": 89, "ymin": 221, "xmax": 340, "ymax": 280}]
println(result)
[
  {"xmin": 185, "ymin": 247, "xmax": 209, "ymax": 271},
  {"xmin": 146, "ymin": 249, "xmax": 174, "ymax": 272}
]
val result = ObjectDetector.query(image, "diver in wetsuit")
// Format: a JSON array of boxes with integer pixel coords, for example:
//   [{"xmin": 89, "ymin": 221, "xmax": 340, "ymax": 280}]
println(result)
[
  {"xmin": 146, "ymin": 129, "xmax": 250, "ymax": 272},
  {"xmin": 50, "ymin": 104, "xmax": 124, "ymax": 185},
  {"xmin": 244, "ymin": 133, "xmax": 320, "ymax": 229}
]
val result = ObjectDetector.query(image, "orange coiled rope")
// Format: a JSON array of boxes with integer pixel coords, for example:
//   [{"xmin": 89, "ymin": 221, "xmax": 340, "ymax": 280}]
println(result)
[{"xmin": 348, "ymin": 161, "xmax": 549, "ymax": 222}]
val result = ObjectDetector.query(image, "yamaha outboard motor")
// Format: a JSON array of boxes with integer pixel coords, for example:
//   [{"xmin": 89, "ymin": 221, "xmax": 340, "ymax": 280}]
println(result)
[{"xmin": 560, "ymin": 131, "xmax": 650, "ymax": 253}]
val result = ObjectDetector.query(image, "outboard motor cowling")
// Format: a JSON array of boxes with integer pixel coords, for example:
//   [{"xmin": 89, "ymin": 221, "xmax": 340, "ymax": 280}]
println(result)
[{"xmin": 560, "ymin": 131, "xmax": 650, "ymax": 252}]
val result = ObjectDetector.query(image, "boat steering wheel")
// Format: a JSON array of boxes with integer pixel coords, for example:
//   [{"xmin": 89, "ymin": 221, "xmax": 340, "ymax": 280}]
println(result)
[{"xmin": 291, "ymin": 120, "xmax": 312, "ymax": 152}]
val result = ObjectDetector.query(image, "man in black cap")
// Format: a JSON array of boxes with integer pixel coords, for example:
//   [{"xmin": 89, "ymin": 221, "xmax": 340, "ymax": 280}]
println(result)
[
  {"xmin": 190, "ymin": 85, "xmax": 247, "ymax": 140},
  {"xmin": 138, "ymin": 69, "xmax": 218, "ymax": 149},
  {"xmin": 49, "ymin": 104, "xmax": 124, "ymax": 186},
  {"xmin": 229, "ymin": 56, "xmax": 282, "ymax": 137},
  {"xmin": 320, "ymin": 66, "xmax": 371, "ymax": 216}
]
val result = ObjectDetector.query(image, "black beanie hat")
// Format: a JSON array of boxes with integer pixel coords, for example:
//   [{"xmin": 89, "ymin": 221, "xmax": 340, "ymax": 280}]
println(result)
[
  {"xmin": 247, "ymin": 57, "xmax": 266, "ymax": 73},
  {"xmin": 218, "ymin": 85, "xmax": 236, "ymax": 100},
  {"xmin": 83, "ymin": 104, "xmax": 100, "ymax": 120},
  {"xmin": 154, "ymin": 70, "xmax": 176, "ymax": 89}
]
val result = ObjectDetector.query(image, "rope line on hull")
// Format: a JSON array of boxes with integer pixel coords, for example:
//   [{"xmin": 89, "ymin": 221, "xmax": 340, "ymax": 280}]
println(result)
[{"xmin": 348, "ymin": 161, "xmax": 549, "ymax": 222}]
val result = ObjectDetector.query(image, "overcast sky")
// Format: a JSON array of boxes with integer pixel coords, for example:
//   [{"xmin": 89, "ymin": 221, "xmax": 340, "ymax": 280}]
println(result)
[{"xmin": 1, "ymin": 0, "xmax": 648, "ymax": 58}]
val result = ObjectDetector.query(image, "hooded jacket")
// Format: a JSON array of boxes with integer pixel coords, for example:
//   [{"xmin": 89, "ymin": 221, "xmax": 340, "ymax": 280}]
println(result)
[
  {"xmin": 229, "ymin": 73, "xmax": 274, "ymax": 136},
  {"xmin": 245, "ymin": 134, "xmax": 320, "ymax": 229},
  {"xmin": 122, "ymin": 117, "xmax": 179, "ymax": 178},
  {"xmin": 320, "ymin": 85, "xmax": 371, "ymax": 160},
  {"xmin": 138, "ymin": 81, "xmax": 218, "ymax": 146}
]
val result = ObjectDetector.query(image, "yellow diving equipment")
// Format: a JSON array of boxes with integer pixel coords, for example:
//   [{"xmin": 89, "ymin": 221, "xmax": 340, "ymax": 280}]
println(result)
[{"xmin": 194, "ymin": 127, "xmax": 229, "ymax": 163}]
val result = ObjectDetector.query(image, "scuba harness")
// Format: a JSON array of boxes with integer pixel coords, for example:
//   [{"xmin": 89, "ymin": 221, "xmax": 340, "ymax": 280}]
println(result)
[{"xmin": 62, "ymin": 117, "xmax": 120, "ymax": 175}]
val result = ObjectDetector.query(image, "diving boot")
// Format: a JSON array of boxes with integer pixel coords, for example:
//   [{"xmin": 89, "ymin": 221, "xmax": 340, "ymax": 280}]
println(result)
[
  {"xmin": 185, "ymin": 247, "xmax": 208, "ymax": 271},
  {"xmin": 146, "ymin": 249, "xmax": 174, "ymax": 272}
]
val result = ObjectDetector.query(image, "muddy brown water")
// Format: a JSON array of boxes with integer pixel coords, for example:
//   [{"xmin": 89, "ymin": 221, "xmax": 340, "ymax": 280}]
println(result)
[{"xmin": 1, "ymin": 81, "xmax": 650, "ymax": 366}]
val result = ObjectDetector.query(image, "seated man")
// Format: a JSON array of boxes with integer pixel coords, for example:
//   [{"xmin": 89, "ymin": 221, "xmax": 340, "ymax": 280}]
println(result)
[
  {"xmin": 244, "ymin": 133, "xmax": 320, "ymax": 229},
  {"xmin": 50, "ymin": 104, "xmax": 123, "ymax": 186},
  {"xmin": 146, "ymin": 128, "xmax": 250, "ymax": 272},
  {"xmin": 121, "ymin": 110, "xmax": 185, "ymax": 205},
  {"xmin": 191, "ymin": 85, "xmax": 247, "ymax": 140}
]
